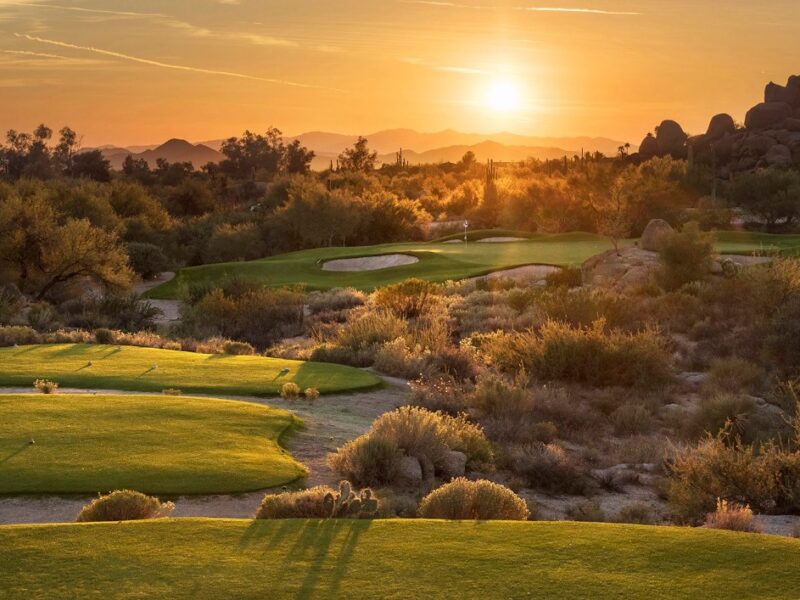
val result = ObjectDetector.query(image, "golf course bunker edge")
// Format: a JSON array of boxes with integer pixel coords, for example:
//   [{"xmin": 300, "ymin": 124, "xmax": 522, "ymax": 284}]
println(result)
[{"xmin": 321, "ymin": 254, "xmax": 420, "ymax": 272}]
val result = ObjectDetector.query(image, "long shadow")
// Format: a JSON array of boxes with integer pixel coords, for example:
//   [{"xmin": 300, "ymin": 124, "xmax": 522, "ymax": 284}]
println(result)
[{"xmin": 0, "ymin": 443, "xmax": 30, "ymax": 464}]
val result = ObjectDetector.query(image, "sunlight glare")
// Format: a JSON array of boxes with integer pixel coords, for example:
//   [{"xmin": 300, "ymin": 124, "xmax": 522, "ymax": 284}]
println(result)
[{"xmin": 484, "ymin": 80, "xmax": 522, "ymax": 113}]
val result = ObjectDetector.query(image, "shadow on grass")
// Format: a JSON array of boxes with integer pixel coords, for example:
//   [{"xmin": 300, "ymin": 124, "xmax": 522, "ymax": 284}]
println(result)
[
  {"xmin": 0, "ymin": 443, "xmax": 30, "ymax": 464},
  {"xmin": 239, "ymin": 519, "xmax": 371, "ymax": 596}
]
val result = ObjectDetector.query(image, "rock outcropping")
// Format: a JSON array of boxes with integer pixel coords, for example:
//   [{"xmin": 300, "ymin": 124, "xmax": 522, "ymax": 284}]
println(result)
[{"xmin": 634, "ymin": 75, "xmax": 800, "ymax": 174}]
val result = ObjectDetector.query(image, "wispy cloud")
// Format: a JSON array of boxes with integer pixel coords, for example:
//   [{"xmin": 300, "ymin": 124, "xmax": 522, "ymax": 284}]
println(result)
[
  {"xmin": 400, "ymin": 1, "xmax": 640, "ymax": 15},
  {"xmin": 1, "ymin": 48, "xmax": 108, "ymax": 65},
  {"xmin": 403, "ymin": 56, "xmax": 489, "ymax": 75},
  {"xmin": 15, "ymin": 33, "xmax": 339, "ymax": 90},
  {"xmin": 0, "ymin": 1, "xmax": 165, "ymax": 18}
]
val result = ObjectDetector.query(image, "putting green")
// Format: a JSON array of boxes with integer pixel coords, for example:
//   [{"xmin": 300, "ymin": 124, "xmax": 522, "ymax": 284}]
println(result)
[
  {"xmin": 0, "ymin": 519, "xmax": 798, "ymax": 599},
  {"xmin": 0, "ymin": 344, "xmax": 381, "ymax": 396},
  {"xmin": 0, "ymin": 394, "xmax": 305, "ymax": 494},
  {"xmin": 148, "ymin": 230, "xmax": 800, "ymax": 299}
]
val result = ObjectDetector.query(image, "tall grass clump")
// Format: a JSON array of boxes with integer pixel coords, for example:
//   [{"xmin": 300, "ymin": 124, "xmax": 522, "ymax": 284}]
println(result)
[{"xmin": 76, "ymin": 490, "xmax": 174, "ymax": 522}]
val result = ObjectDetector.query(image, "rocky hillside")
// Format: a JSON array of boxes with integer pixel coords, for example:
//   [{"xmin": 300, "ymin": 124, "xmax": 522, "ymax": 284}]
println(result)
[{"xmin": 635, "ymin": 75, "xmax": 800, "ymax": 176}]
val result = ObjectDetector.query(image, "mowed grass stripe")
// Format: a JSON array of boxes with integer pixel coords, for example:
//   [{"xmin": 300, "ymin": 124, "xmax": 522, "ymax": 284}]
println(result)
[
  {"xmin": 148, "ymin": 230, "xmax": 800, "ymax": 298},
  {"xmin": 0, "ymin": 394, "xmax": 305, "ymax": 494},
  {"xmin": 0, "ymin": 519, "xmax": 798, "ymax": 599},
  {"xmin": 0, "ymin": 344, "xmax": 382, "ymax": 396}
]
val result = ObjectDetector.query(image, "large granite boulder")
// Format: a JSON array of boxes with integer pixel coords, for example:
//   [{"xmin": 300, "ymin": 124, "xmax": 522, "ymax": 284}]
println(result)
[
  {"xmin": 763, "ymin": 144, "xmax": 793, "ymax": 166},
  {"xmin": 706, "ymin": 113, "xmax": 736, "ymax": 140},
  {"xmin": 396, "ymin": 456, "xmax": 423, "ymax": 487},
  {"xmin": 582, "ymin": 247, "xmax": 661, "ymax": 291},
  {"xmin": 745, "ymin": 102, "xmax": 793, "ymax": 130},
  {"xmin": 639, "ymin": 133, "xmax": 659, "ymax": 159},
  {"xmin": 656, "ymin": 120, "xmax": 688, "ymax": 157},
  {"xmin": 640, "ymin": 219, "xmax": 675, "ymax": 251},
  {"xmin": 765, "ymin": 77, "xmax": 800, "ymax": 107},
  {"xmin": 439, "ymin": 450, "xmax": 467, "ymax": 479}
]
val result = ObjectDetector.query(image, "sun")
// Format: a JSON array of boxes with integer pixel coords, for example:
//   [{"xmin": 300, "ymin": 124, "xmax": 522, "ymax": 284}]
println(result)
[{"xmin": 484, "ymin": 80, "xmax": 522, "ymax": 113}]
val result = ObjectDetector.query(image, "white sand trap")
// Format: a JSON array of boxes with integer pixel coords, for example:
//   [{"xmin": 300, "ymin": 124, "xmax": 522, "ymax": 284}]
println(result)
[
  {"xmin": 322, "ymin": 254, "xmax": 419, "ymax": 272},
  {"xmin": 442, "ymin": 239, "xmax": 464, "ymax": 244},
  {"xmin": 477, "ymin": 237, "xmax": 528, "ymax": 243},
  {"xmin": 474, "ymin": 265, "xmax": 561, "ymax": 282}
]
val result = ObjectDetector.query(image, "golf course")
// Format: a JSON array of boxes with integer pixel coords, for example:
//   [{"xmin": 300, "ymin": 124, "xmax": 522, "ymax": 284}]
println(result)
[
  {"xmin": 146, "ymin": 230, "xmax": 800, "ymax": 298},
  {"xmin": 0, "ymin": 344, "xmax": 382, "ymax": 396},
  {"xmin": 0, "ymin": 394, "xmax": 305, "ymax": 494},
  {"xmin": 1, "ymin": 519, "xmax": 799, "ymax": 599}
]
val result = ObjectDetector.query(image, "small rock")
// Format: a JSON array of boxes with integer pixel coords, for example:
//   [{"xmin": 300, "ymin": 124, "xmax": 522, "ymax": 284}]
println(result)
[
  {"xmin": 640, "ymin": 219, "xmax": 675, "ymax": 252},
  {"xmin": 396, "ymin": 456, "xmax": 423, "ymax": 486},
  {"xmin": 440, "ymin": 450, "xmax": 467, "ymax": 479}
]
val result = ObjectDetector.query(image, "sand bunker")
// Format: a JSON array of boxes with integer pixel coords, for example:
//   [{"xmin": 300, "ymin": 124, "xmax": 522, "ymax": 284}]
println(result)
[
  {"xmin": 322, "ymin": 254, "xmax": 419, "ymax": 272},
  {"xmin": 474, "ymin": 265, "xmax": 561, "ymax": 283},
  {"xmin": 477, "ymin": 237, "xmax": 528, "ymax": 243}
]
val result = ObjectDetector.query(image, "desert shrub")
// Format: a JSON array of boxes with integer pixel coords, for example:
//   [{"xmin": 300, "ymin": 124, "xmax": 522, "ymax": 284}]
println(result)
[
  {"xmin": 221, "ymin": 340, "xmax": 255, "ymax": 355},
  {"xmin": 327, "ymin": 434, "xmax": 401, "ymax": 487},
  {"xmin": 473, "ymin": 319, "xmax": 671, "ymax": 388},
  {"xmin": 616, "ymin": 502, "xmax": 656, "ymax": 525},
  {"xmin": 256, "ymin": 486, "xmax": 333, "ymax": 519},
  {"xmin": 409, "ymin": 376, "xmax": 468, "ymax": 415},
  {"xmin": 418, "ymin": 478, "xmax": 529, "ymax": 520},
  {"xmin": 687, "ymin": 394, "xmax": 756, "ymax": 440},
  {"xmin": 764, "ymin": 295, "xmax": 800, "ymax": 374},
  {"xmin": 309, "ymin": 343, "xmax": 374, "ymax": 367},
  {"xmin": 127, "ymin": 242, "xmax": 169, "ymax": 279},
  {"xmin": 372, "ymin": 278, "xmax": 441, "ymax": 319},
  {"xmin": 424, "ymin": 345, "xmax": 478, "ymax": 382},
  {"xmin": 63, "ymin": 294, "xmax": 161, "ymax": 332},
  {"xmin": 373, "ymin": 338, "xmax": 429, "ymax": 379},
  {"xmin": 33, "ymin": 379, "xmax": 58, "ymax": 394},
  {"xmin": 335, "ymin": 311, "xmax": 408, "ymax": 351},
  {"xmin": 468, "ymin": 374, "xmax": 533, "ymax": 418},
  {"xmin": 505, "ymin": 443, "xmax": 590, "ymax": 495},
  {"xmin": 703, "ymin": 357, "xmax": 765, "ymax": 395},
  {"xmin": 704, "ymin": 499, "xmax": 761, "ymax": 533},
  {"xmin": 565, "ymin": 500, "xmax": 606, "ymax": 522},
  {"xmin": 0, "ymin": 285, "xmax": 25, "ymax": 325},
  {"xmin": 256, "ymin": 481, "xmax": 379, "ymax": 520},
  {"xmin": 76, "ymin": 490, "xmax": 174, "ymax": 522},
  {"xmin": 665, "ymin": 432, "xmax": 800, "ymax": 523},
  {"xmin": 26, "ymin": 302, "xmax": 58, "ymax": 331},
  {"xmin": 656, "ymin": 221, "xmax": 714, "ymax": 291},
  {"xmin": 506, "ymin": 288, "xmax": 537, "ymax": 313},
  {"xmin": 534, "ymin": 287, "xmax": 633, "ymax": 329},
  {"xmin": 546, "ymin": 267, "xmax": 583, "ymax": 289},
  {"xmin": 371, "ymin": 406, "xmax": 491, "ymax": 471},
  {"xmin": 304, "ymin": 387, "xmax": 320, "ymax": 401},
  {"xmin": 307, "ymin": 288, "xmax": 366, "ymax": 314},
  {"xmin": 280, "ymin": 382, "xmax": 301, "ymax": 399},
  {"xmin": 610, "ymin": 404, "xmax": 654, "ymax": 436},
  {"xmin": 0, "ymin": 325, "xmax": 39, "ymax": 346},
  {"xmin": 93, "ymin": 328, "xmax": 116, "ymax": 344},
  {"xmin": 163, "ymin": 340, "xmax": 182, "ymax": 351}
]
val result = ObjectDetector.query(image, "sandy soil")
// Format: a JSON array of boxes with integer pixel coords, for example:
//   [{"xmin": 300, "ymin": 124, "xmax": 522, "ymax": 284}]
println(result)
[
  {"xmin": 321, "ymin": 254, "xmax": 419, "ymax": 272},
  {"xmin": 134, "ymin": 272, "xmax": 181, "ymax": 325},
  {"xmin": 0, "ymin": 378, "xmax": 408, "ymax": 524},
  {"xmin": 477, "ymin": 237, "xmax": 528, "ymax": 243},
  {"xmin": 473, "ymin": 265, "xmax": 561, "ymax": 283}
]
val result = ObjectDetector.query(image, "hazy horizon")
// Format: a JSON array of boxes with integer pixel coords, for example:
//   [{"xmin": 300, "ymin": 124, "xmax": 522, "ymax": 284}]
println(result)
[{"xmin": 1, "ymin": 0, "xmax": 798, "ymax": 146}]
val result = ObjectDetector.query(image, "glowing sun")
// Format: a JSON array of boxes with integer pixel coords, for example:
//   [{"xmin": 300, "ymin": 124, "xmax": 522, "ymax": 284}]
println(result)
[{"xmin": 484, "ymin": 80, "xmax": 522, "ymax": 113}]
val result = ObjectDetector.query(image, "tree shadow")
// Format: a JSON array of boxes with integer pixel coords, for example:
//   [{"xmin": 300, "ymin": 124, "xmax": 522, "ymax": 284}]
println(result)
[{"xmin": 0, "ymin": 443, "xmax": 30, "ymax": 464}]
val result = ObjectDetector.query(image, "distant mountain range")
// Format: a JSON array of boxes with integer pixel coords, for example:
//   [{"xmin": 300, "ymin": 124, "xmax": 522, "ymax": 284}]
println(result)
[{"xmin": 91, "ymin": 129, "xmax": 633, "ymax": 171}]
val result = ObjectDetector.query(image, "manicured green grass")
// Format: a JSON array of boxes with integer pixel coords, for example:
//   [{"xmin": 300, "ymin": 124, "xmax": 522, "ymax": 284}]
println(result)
[
  {"xmin": 149, "ymin": 232, "xmax": 622, "ymax": 298},
  {"xmin": 148, "ymin": 230, "xmax": 800, "ymax": 299},
  {"xmin": 1, "ymin": 519, "xmax": 798, "ymax": 599},
  {"xmin": 0, "ymin": 344, "xmax": 381, "ymax": 396},
  {"xmin": 0, "ymin": 394, "xmax": 305, "ymax": 494}
]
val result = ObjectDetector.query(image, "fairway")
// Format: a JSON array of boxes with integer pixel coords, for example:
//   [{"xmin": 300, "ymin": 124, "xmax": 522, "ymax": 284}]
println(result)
[
  {"xmin": 147, "ymin": 230, "xmax": 800, "ymax": 298},
  {"xmin": 1, "ymin": 519, "xmax": 798, "ymax": 599},
  {"xmin": 0, "ymin": 344, "xmax": 381, "ymax": 396},
  {"xmin": 0, "ymin": 394, "xmax": 305, "ymax": 494}
]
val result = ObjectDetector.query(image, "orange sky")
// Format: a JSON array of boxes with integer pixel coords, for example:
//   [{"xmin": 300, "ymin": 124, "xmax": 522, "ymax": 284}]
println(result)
[{"xmin": 0, "ymin": 0, "xmax": 798, "ymax": 146}]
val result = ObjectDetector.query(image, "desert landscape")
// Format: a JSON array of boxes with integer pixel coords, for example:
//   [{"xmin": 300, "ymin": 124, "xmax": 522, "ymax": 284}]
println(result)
[{"xmin": 1, "ymin": 1, "xmax": 800, "ymax": 598}]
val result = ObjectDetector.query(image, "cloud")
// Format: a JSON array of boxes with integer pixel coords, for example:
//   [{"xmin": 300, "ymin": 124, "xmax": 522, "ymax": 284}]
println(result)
[
  {"xmin": 1, "ymin": 48, "xmax": 108, "ymax": 65},
  {"xmin": 399, "ymin": 1, "xmax": 640, "ymax": 15},
  {"xmin": 402, "ymin": 56, "xmax": 489, "ymax": 75},
  {"xmin": 0, "ymin": 1, "xmax": 165, "ymax": 18},
  {"xmin": 15, "ymin": 33, "xmax": 339, "ymax": 90}
]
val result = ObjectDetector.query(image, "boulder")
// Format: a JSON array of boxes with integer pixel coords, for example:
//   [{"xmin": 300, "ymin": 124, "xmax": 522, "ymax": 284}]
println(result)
[
  {"xmin": 764, "ymin": 144, "xmax": 793, "ymax": 166},
  {"xmin": 745, "ymin": 102, "xmax": 793, "ymax": 130},
  {"xmin": 786, "ymin": 75, "xmax": 800, "ymax": 108},
  {"xmin": 582, "ymin": 247, "xmax": 661, "ymax": 291},
  {"xmin": 741, "ymin": 133, "xmax": 776, "ymax": 155},
  {"xmin": 688, "ymin": 134, "xmax": 711, "ymax": 152},
  {"xmin": 784, "ymin": 118, "xmax": 800, "ymax": 133},
  {"xmin": 655, "ymin": 120, "xmax": 688, "ymax": 157},
  {"xmin": 765, "ymin": 81, "xmax": 789, "ymax": 104},
  {"xmin": 706, "ymin": 113, "xmax": 736, "ymax": 140},
  {"xmin": 439, "ymin": 451, "xmax": 467, "ymax": 479},
  {"xmin": 640, "ymin": 218, "xmax": 675, "ymax": 251},
  {"xmin": 396, "ymin": 456, "xmax": 423, "ymax": 486},
  {"xmin": 639, "ymin": 133, "xmax": 659, "ymax": 159}
]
